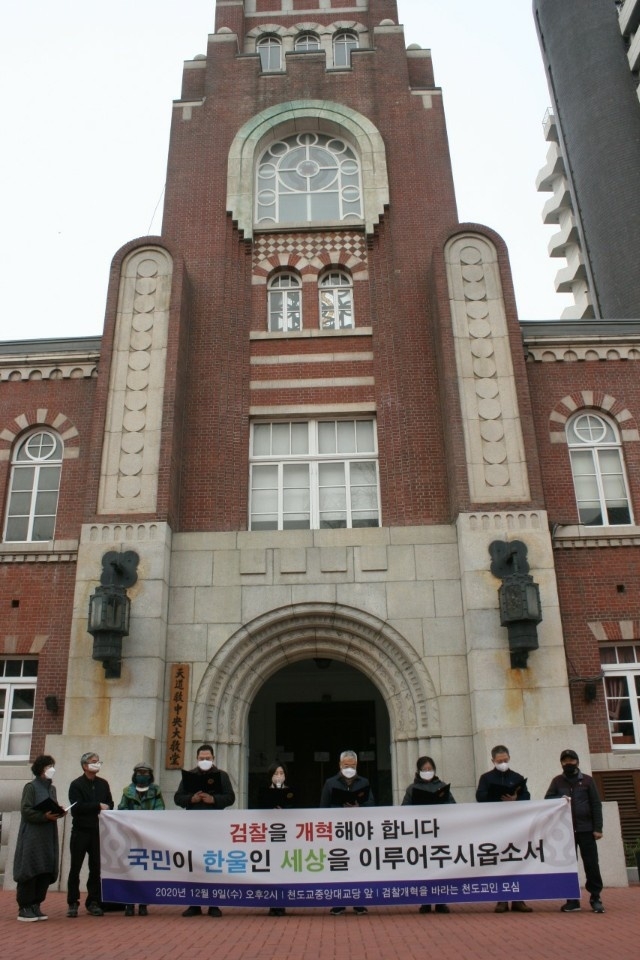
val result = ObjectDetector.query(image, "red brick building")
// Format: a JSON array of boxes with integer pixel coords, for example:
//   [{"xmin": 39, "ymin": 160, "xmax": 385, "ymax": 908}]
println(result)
[{"xmin": 0, "ymin": 0, "xmax": 637, "ymax": 878}]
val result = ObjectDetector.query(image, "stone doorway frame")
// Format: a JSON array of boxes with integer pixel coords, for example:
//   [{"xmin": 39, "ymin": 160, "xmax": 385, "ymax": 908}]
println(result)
[{"xmin": 192, "ymin": 602, "xmax": 439, "ymax": 805}]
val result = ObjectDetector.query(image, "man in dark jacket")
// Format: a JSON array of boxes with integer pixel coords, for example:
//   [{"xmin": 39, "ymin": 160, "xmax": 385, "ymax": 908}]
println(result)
[
  {"xmin": 545, "ymin": 749, "xmax": 604, "ymax": 913},
  {"xmin": 320, "ymin": 749, "xmax": 374, "ymax": 916},
  {"xmin": 476, "ymin": 744, "xmax": 532, "ymax": 913},
  {"xmin": 67, "ymin": 751, "xmax": 114, "ymax": 918},
  {"xmin": 174, "ymin": 743, "xmax": 235, "ymax": 917}
]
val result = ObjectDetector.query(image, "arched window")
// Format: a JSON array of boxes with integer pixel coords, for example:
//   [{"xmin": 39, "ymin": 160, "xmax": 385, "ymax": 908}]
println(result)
[
  {"xmin": 319, "ymin": 271, "xmax": 354, "ymax": 329},
  {"xmin": 268, "ymin": 273, "xmax": 302, "ymax": 332},
  {"xmin": 295, "ymin": 33, "xmax": 320, "ymax": 52},
  {"xmin": 566, "ymin": 412, "xmax": 632, "ymax": 526},
  {"xmin": 257, "ymin": 35, "xmax": 282, "ymax": 72},
  {"xmin": 256, "ymin": 133, "xmax": 362, "ymax": 226},
  {"xmin": 3, "ymin": 430, "xmax": 63, "ymax": 542},
  {"xmin": 333, "ymin": 31, "xmax": 359, "ymax": 67}
]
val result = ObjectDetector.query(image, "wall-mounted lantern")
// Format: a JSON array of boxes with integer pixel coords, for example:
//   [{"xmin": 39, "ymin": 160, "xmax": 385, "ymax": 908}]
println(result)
[
  {"xmin": 87, "ymin": 551, "xmax": 139, "ymax": 679},
  {"xmin": 489, "ymin": 540, "xmax": 542, "ymax": 669}
]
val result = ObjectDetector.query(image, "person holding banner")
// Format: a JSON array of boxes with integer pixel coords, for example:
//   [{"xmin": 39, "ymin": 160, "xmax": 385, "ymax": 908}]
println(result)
[
  {"xmin": 255, "ymin": 762, "xmax": 297, "ymax": 916},
  {"xmin": 13, "ymin": 755, "xmax": 67, "ymax": 922},
  {"xmin": 402, "ymin": 756, "xmax": 455, "ymax": 915},
  {"xmin": 118, "ymin": 762, "xmax": 166, "ymax": 916},
  {"xmin": 544, "ymin": 749, "xmax": 604, "ymax": 914},
  {"xmin": 320, "ymin": 749, "xmax": 374, "ymax": 916},
  {"xmin": 174, "ymin": 743, "xmax": 235, "ymax": 917},
  {"xmin": 476, "ymin": 744, "xmax": 532, "ymax": 914}
]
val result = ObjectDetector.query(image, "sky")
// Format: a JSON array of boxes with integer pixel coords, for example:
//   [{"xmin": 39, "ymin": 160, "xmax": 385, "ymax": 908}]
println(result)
[{"xmin": 0, "ymin": 1, "xmax": 569, "ymax": 343}]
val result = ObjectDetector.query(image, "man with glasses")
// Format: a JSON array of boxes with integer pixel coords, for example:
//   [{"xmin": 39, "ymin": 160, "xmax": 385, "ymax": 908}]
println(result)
[{"xmin": 67, "ymin": 752, "xmax": 113, "ymax": 918}]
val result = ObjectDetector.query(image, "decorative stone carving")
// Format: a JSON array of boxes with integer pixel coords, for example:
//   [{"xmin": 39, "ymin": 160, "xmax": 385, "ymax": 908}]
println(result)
[
  {"xmin": 445, "ymin": 235, "xmax": 530, "ymax": 502},
  {"xmin": 97, "ymin": 249, "xmax": 172, "ymax": 514}
]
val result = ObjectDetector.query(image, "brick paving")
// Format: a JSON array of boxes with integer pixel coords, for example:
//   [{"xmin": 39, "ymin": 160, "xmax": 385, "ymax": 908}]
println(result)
[{"xmin": 1, "ymin": 888, "xmax": 638, "ymax": 960}]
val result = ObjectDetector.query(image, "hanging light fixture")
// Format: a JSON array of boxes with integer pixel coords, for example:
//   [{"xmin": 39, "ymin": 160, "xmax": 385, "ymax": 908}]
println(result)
[{"xmin": 87, "ymin": 551, "xmax": 139, "ymax": 678}]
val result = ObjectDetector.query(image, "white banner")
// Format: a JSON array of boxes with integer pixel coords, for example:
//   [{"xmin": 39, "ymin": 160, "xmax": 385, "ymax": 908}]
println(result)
[{"xmin": 100, "ymin": 800, "xmax": 580, "ymax": 909}]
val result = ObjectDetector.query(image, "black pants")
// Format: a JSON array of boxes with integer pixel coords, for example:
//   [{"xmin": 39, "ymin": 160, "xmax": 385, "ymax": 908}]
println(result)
[
  {"xmin": 16, "ymin": 874, "xmax": 52, "ymax": 908},
  {"xmin": 67, "ymin": 829, "xmax": 101, "ymax": 906},
  {"xmin": 575, "ymin": 831, "xmax": 603, "ymax": 898}
]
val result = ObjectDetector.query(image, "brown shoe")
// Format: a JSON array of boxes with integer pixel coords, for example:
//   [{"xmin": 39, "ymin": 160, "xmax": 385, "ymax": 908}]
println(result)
[
  {"xmin": 511, "ymin": 901, "xmax": 532, "ymax": 913},
  {"xmin": 494, "ymin": 902, "xmax": 509, "ymax": 913}
]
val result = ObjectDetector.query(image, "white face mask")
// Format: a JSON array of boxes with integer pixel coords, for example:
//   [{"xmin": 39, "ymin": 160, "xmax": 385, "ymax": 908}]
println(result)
[
  {"xmin": 272, "ymin": 775, "xmax": 285, "ymax": 787},
  {"xmin": 44, "ymin": 767, "xmax": 56, "ymax": 780},
  {"xmin": 419, "ymin": 770, "xmax": 435, "ymax": 781},
  {"xmin": 197, "ymin": 759, "xmax": 213, "ymax": 771},
  {"xmin": 341, "ymin": 767, "xmax": 357, "ymax": 779},
  {"xmin": 136, "ymin": 786, "xmax": 150, "ymax": 793},
  {"xmin": 87, "ymin": 763, "xmax": 102, "ymax": 773},
  {"xmin": 494, "ymin": 762, "xmax": 509, "ymax": 773}
]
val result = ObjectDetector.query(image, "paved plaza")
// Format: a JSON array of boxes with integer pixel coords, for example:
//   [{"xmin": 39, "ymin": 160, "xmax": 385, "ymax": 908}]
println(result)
[{"xmin": 1, "ymin": 888, "xmax": 638, "ymax": 960}]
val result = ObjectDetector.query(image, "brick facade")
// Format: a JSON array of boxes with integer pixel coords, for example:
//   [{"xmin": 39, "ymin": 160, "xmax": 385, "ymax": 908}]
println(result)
[{"xmin": 0, "ymin": 2, "xmax": 637, "ymax": 854}]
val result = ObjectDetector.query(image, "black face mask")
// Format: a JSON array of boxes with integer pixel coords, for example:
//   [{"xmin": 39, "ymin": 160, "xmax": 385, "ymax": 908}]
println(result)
[{"xmin": 562, "ymin": 764, "xmax": 579, "ymax": 778}]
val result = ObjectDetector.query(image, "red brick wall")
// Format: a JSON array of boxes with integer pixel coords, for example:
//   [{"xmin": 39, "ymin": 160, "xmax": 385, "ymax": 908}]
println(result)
[
  {"xmin": 156, "ymin": 19, "xmax": 459, "ymax": 530},
  {"xmin": 527, "ymin": 356, "xmax": 640, "ymax": 754}
]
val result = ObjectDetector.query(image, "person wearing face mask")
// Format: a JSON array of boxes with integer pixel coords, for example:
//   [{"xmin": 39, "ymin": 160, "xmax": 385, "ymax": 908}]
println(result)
[
  {"xmin": 118, "ymin": 762, "xmax": 165, "ymax": 916},
  {"xmin": 544, "ymin": 749, "xmax": 604, "ymax": 914},
  {"xmin": 258, "ymin": 762, "xmax": 296, "ymax": 810},
  {"xmin": 67, "ymin": 751, "xmax": 114, "ymax": 918},
  {"xmin": 254, "ymin": 762, "xmax": 296, "ymax": 916},
  {"xmin": 476, "ymin": 744, "xmax": 532, "ymax": 914},
  {"xmin": 320, "ymin": 750, "xmax": 374, "ymax": 916},
  {"xmin": 401, "ymin": 756, "xmax": 455, "ymax": 915},
  {"xmin": 174, "ymin": 744, "xmax": 235, "ymax": 917},
  {"xmin": 13, "ymin": 755, "xmax": 67, "ymax": 922}
]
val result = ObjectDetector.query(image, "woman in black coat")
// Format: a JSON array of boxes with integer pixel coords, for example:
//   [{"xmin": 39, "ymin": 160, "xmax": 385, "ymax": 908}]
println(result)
[
  {"xmin": 402, "ymin": 756, "xmax": 455, "ymax": 915},
  {"xmin": 13, "ymin": 754, "xmax": 67, "ymax": 922}
]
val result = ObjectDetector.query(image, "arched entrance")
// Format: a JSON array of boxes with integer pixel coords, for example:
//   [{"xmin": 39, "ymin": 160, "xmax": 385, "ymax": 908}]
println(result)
[
  {"xmin": 193, "ymin": 603, "xmax": 439, "ymax": 806},
  {"xmin": 248, "ymin": 659, "xmax": 391, "ymax": 806}
]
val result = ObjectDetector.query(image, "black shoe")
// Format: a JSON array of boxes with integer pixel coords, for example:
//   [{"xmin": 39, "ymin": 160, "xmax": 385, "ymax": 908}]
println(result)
[
  {"xmin": 31, "ymin": 904, "xmax": 48, "ymax": 921},
  {"xmin": 268, "ymin": 907, "xmax": 286, "ymax": 916},
  {"xmin": 590, "ymin": 898, "xmax": 605, "ymax": 914},
  {"xmin": 207, "ymin": 906, "xmax": 222, "ymax": 917},
  {"xmin": 66, "ymin": 902, "xmax": 79, "ymax": 918},
  {"xmin": 494, "ymin": 902, "xmax": 509, "ymax": 913},
  {"xmin": 138, "ymin": 905, "xmax": 148, "ymax": 916},
  {"xmin": 419, "ymin": 904, "xmax": 432, "ymax": 913},
  {"xmin": 86, "ymin": 902, "xmax": 104, "ymax": 917},
  {"xmin": 124, "ymin": 905, "xmax": 135, "ymax": 917},
  {"xmin": 435, "ymin": 904, "xmax": 450, "ymax": 914},
  {"xmin": 353, "ymin": 906, "xmax": 368, "ymax": 915},
  {"xmin": 182, "ymin": 906, "xmax": 203, "ymax": 916},
  {"xmin": 330, "ymin": 907, "xmax": 346, "ymax": 915},
  {"xmin": 560, "ymin": 900, "xmax": 581, "ymax": 912},
  {"xmin": 510, "ymin": 901, "xmax": 532, "ymax": 913},
  {"xmin": 17, "ymin": 906, "xmax": 38, "ymax": 922}
]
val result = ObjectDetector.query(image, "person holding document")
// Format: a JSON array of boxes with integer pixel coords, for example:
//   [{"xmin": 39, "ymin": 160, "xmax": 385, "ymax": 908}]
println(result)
[
  {"xmin": 402, "ymin": 756, "xmax": 455, "ymax": 914},
  {"xmin": 13, "ymin": 754, "xmax": 67, "ymax": 922},
  {"xmin": 320, "ymin": 749, "xmax": 374, "ymax": 916},
  {"xmin": 174, "ymin": 743, "xmax": 235, "ymax": 917},
  {"xmin": 67, "ymin": 751, "xmax": 113, "ymax": 918},
  {"xmin": 476, "ymin": 744, "xmax": 532, "ymax": 914}
]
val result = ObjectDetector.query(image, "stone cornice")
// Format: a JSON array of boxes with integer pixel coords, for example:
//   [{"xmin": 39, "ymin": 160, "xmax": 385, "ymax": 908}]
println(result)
[
  {"xmin": 0, "ymin": 338, "xmax": 101, "ymax": 382},
  {"xmin": 521, "ymin": 321, "xmax": 640, "ymax": 362}
]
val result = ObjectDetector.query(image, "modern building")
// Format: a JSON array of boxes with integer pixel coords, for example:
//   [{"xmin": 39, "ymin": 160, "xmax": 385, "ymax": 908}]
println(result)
[
  {"xmin": 534, "ymin": 0, "xmax": 640, "ymax": 319},
  {"xmin": 1, "ymin": 0, "xmax": 637, "ymax": 887}
]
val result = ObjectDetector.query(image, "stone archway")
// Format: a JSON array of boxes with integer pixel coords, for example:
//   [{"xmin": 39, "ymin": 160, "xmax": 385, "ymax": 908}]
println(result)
[{"xmin": 193, "ymin": 602, "xmax": 439, "ymax": 805}]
